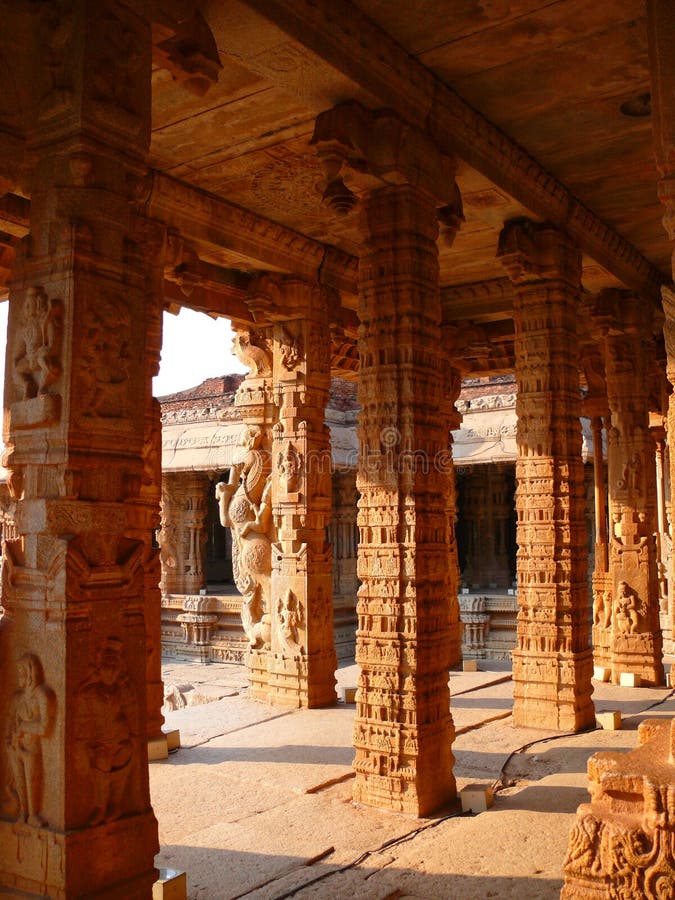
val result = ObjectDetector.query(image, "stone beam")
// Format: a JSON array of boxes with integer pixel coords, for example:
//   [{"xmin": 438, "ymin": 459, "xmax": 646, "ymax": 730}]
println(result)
[
  {"xmin": 235, "ymin": 0, "xmax": 666, "ymax": 303},
  {"xmin": 442, "ymin": 278, "xmax": 513, "ymax": 324},
  {"xmin": 145, "ymin": 172, "xmax": 358, "ymax": 296}
]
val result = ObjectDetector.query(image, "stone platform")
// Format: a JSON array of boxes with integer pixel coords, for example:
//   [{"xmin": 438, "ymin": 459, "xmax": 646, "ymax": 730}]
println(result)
[{"xmin": 151, "ymin": 659, "xmax": 675, "ymax": 899}]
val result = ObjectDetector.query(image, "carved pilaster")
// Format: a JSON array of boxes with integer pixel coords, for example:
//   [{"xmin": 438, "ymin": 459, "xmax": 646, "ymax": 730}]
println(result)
[
  {"xmin": 498, "ymin": 219, "xmax": 594, "ymax": 732},
  {"xmin": 591, "ymin": 290, "xmax": 664, "ymax": 686},
  {"xmin": 216, "ymin": 325, "xmax": 275, "ymax": 699},
  {"xmin": 159, "ymin": 471, "xmax": 209, "ymax": 597},
  {"xmin": 312, "ymin": 101, "xmax": 461, "ymax": 814},
  {"xmin": 649, "ymin": 0, "xmax": 675, "ymax": 682},
  {"xmin": 264, "ymin": 276, "xmax": 338, "ymax": 707},
  {"xmin": 0, "ymin": 3, "xmax": 158, "ymax": 895}
]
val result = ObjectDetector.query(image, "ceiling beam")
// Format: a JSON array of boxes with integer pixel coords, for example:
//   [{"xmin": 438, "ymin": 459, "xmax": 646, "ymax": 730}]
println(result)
[{"xmin": 234, "ymin": 0, "xmax": 666, "ymax": 303}]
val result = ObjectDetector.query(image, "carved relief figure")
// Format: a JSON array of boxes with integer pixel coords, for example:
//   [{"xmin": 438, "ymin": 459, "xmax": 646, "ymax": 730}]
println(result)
[
  {"xmin": 277, "ymin": 442, "xmax": 303, "ymax": 493},
  {"xmin": 75, "ymin": 636, "xmax": 138, "ymax": 825},
  {"xmin": 278, "ymin": 324, "xmax": 302, "ymax": 370},
  {"xmin": 615, "ymin": 581, "xmax": 645, "ymax": 635},
  {"xmin": 593, "ymin": 588, "xmax": 612, "ymax": 629},
  {"xmin": 78, "ymin": 295, "xmax": 131, "ymax": 418},
  {"xmin": 14, "ymin": 286, "xmax": 63, "ymax": 399},
  {"xmin": 5, "ymin": 654, "xmax": 55, "ymax": 827},
  {"xmin": 278, "ymin": 588, "xmax": 303, "ymax": 654},
  {"xmin": 232, "ymin": 331, "xmax": 272, "ymax": 377},
  {"xmin": 216, "ymin": 426, "xmax": 273, "ymax": 648}
]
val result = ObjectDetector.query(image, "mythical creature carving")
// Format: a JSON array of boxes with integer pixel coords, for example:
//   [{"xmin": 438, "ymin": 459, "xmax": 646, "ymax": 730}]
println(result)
[
  {"xmin": 232, "ymin": 331, "xmax": 272, "ymax": 378},
  {"xmin": 216, "ymin": 426, "xmax": 273, "ymax": 648}
]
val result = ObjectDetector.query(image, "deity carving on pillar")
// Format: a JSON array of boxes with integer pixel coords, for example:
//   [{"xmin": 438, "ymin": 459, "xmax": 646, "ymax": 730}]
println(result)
[
  {"xmin": 13, "ymin": 286, "xmax": 62, "ymax": 400},
  {"xmin": 5, "ymin": 654, "xmax": 55, "ymax": 828},
  {"xmin": 216, "ymin": 425, "xmax": 273, "ymax": 649},
  {"xmin": 74, "ymin": 636, "xmax": 139, "ymax": 827}
]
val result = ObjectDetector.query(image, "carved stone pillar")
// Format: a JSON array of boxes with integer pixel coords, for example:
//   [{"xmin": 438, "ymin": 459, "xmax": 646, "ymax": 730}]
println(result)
[
  {"xmin": 0, "ymin": 2, "xmax": 159, "ymax": 895},
  {"xmin": 249, "ymin": 274, "xmax": 338, "ymax": 707},
  {"xmin": 649, "ymin": 0, "xmax": 675, "ymax": 683},
  {"xmin": 313, "ymin": 101, "xmax": 463, "ymax": 814},
  {"xmin": 592, "ymin": 290, "xmax": 663, "ymax": 686},
  {"xmin": 653, "ymin": 426, "xmax": 669, "ymax": 617},
  {"xmin": 216, "ymin": 325, "xmax": 276, "ymax": 700},
  {"xmin": 159, "ymin": 471, "xmax": 209, "ymax": 596},
  {"xmin": 589, "ymin": 415, "xmax": 612, "ymax": 670},
  {"xmin": 498, "ymin": 219, "xmax": 594, "ymax": 732},
  {"xmin": 130, "ymin": 221, "xmax": 166, "ymax": 750}
]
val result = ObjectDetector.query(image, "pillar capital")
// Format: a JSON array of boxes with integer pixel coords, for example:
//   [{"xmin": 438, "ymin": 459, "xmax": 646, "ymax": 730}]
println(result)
[
  {"xmin": 311, "ymin": 100, "xmax": 463, "ymax": 243},
  {"xmin": 246, "ymin": 273, "xmax": 336, "ymax": 323},
  {"xmin": 498, "ymin": 218, "xmax": 581, "ymax": 287}
]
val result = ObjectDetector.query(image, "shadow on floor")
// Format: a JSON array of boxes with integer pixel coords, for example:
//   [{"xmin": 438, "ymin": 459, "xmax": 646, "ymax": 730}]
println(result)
[{"xmin": 156, "ymin": 844, "xmax": 564, "ymax": 900}]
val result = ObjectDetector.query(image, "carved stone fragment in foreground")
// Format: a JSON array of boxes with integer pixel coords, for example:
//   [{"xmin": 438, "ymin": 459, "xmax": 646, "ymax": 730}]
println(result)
[{"xmin": 562, "ymin": 717, "xmax": 675, "ymax": 898}]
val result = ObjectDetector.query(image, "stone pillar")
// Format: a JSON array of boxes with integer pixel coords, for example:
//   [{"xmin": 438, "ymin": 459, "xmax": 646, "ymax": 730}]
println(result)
[
  {"xmin": 217, "ymin": 325, "xmax": 276, "ymax": 699},
  {"xmin": 0, "ymin": 2, "xmax": 159, "ymax": 895},
  {"xmin": 130, "ymin": 220, "xmax": 166, "ymax": 750},
  {"xmin": 159, "ymin": 471, "xmax": 209, "ymax": 596},
  {"xmin": 589, "ymin": 415, "xmax": 612, "ymax": 671},
  {"xmin": 251, "ymin": 274, "xmax": 338, "ymax": 707},
  {"xmin": 649, "ymin": 0, "xmax": 675, "ymax": 683},
  {"xmin": 498, "ymin": 219, "xmax": 594, "ymax": 732},
  {"xmin": 331, "ymin": 470, "xmax": 359, "ymax": 661},
  {"xmin": 312, "ymin": 100, "xmax": 464, "ymax": 814},
  {"xmin": 592, "ymin": 290, "xmax": 663, "ymax": 686}
]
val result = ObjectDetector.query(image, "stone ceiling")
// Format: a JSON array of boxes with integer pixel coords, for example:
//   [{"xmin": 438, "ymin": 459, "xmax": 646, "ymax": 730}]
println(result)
[{"xmin": 0, "ymin": 0, "xmax": 669, "ymax": 371}]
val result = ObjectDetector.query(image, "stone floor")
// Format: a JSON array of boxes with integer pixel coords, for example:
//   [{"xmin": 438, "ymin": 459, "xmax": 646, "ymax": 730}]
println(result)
[{"xmin": 151, "ymin": 659, "xmax": 675, "ymax": 899}]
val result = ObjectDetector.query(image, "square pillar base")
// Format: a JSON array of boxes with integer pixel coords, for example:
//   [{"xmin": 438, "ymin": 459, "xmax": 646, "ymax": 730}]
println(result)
[{"xmin": 153, "ymin": 868, "xmax": 187, "ymax": 900}]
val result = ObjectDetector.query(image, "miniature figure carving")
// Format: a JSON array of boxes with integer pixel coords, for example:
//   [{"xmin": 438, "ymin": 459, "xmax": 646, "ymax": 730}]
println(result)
[
  {"xmin": 5, "ymin": 654, "xmax": 55, "ymax": 827},
  {"xmin": 14, "ymin": 286, "xmax": 63, "ymax": 399},
  {"xmin": 277, "ymin": 442, "xmax": 303, "ymax": 493},
  {"xmin": 75, "ymin": 636, "xmax": 138, "ymax": 825},
  {"xmin": 79, "ymin": 296, "xmax": 131, "ymax": 417},
  {"xmin": 277, "ymin": 588, "xmax": 303, "ymax": 654},
  {"xmin": 232, "ymin": 331, "xmax": 272, "ymax": 377},
  {"xmin": 216, "ymin": 426, "xmax": 273, "ymax": 648},
  {"xmin": 278, "ymin": 324, "xmax": 302, "ymax": 370},
  {"xmin": 614, "ymin": 580, "xmax": 645, "ymax": 634},
  {"xmin": 592, "ymin": 589, "xmax": 612, "ymax": 629}
]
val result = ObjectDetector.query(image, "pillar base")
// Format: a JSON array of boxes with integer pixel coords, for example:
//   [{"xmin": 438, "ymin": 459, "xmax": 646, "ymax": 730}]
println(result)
[
  {"xmin": 153, "ymin": 868, "xmax": 187, "ymax": 900},
  {"xmin": 149, "ymin": 735, "xmax": 169, "ymax": 761},
  {"xmin": 512, "ymin": 650, "xmax": 595, "ymax": 732},
  {"xmin": 0, "ymin": 812, "xmax": 158, "ymax": 899}
]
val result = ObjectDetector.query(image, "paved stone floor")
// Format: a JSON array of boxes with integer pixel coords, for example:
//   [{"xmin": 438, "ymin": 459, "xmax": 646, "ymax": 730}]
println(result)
[{"xmin": 151, "ymin": 659, "xmax": 675, "ymax": 899}]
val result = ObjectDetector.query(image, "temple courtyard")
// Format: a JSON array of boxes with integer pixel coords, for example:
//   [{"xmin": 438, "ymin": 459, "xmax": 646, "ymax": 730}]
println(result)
[{"xmin": 151, "ymin": 660, "xmax": 675, "ymax": 899}]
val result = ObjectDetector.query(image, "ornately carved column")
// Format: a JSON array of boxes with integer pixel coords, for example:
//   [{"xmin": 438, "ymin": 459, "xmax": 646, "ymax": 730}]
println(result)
[
  {"xmin": 240, "ymin": 275, "xmax": 337, "ymax": 706},
  {"xmin": 0, "ymin": 2, "xmax": 158, "ymax": 895},
  {"xmin": 498, "ymin": 219, "xmax": 594, "ymax": 731},
  {"xmin": 216, "ymin": 325, "xmax": 276, "ymax": 700},
  {"xmin": 313, "ymin": 101, "xmax": 463, "ymax": 813},
  {"xmin": 159, "ymin": 471, "xmax": 209, "ymax": 596},
  {"xmin": 592, "ymin": 290, "xmax": 663, "ymax": 686},
  {"xmin": 129, "ymin": 219, "xmax": 166, "ymax": 751},
  {"xmin": 649, "ymin": 0, "xmax": 675, "ymax": 684}
]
